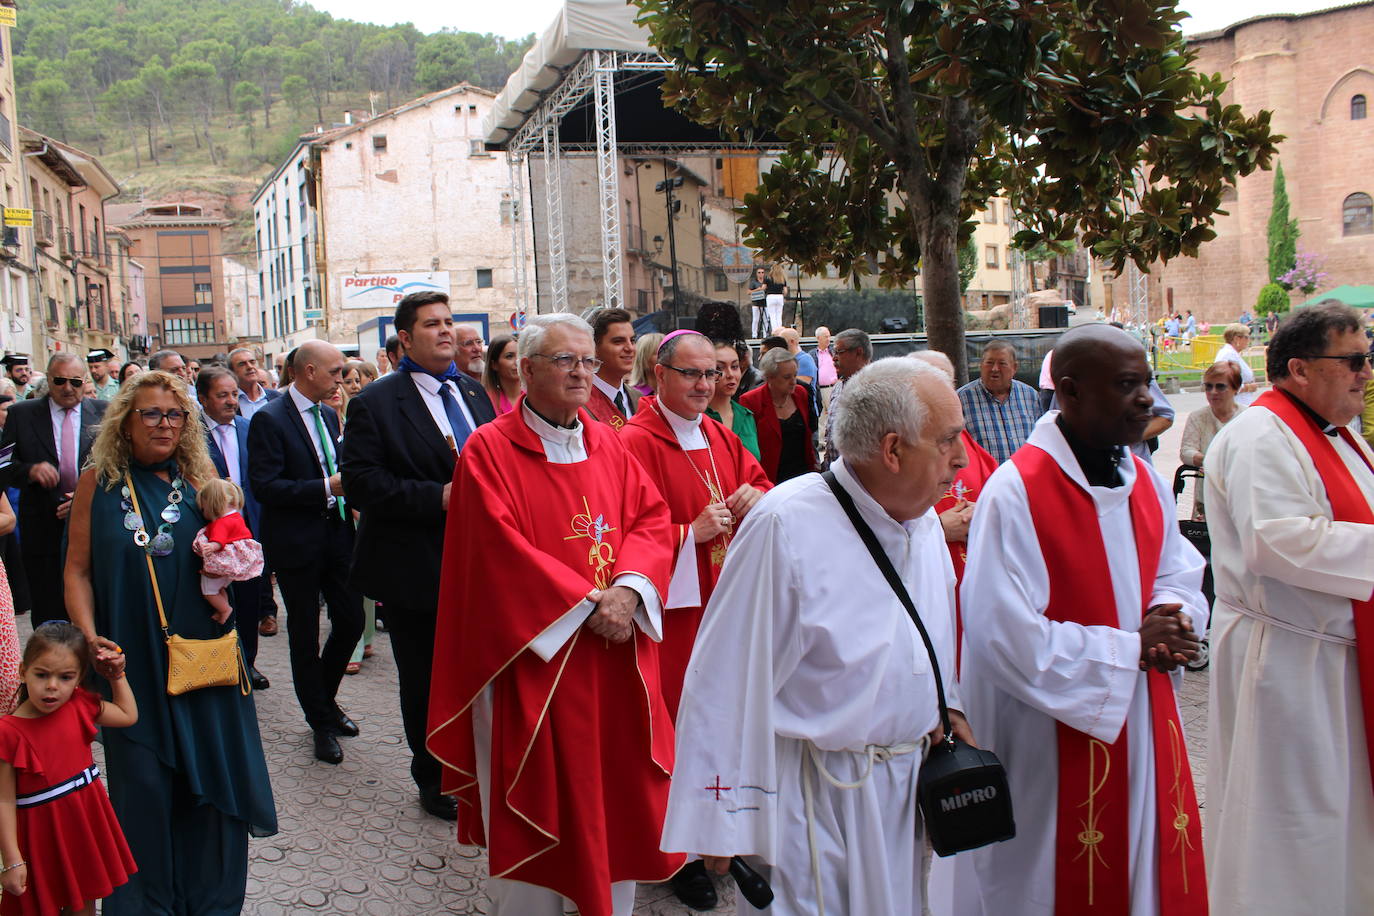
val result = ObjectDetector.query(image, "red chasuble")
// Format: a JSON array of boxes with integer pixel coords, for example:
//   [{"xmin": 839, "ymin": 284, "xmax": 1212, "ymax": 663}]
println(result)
[
  {"xmin": 620, "ymin": 397, "xmax": 772, "ymax": 719},
  {"xmin": 933, "ymin": 431, "xmax": 999, "ymax": 672},
  {"xmin": 426, "ymin": 402, "xmax": 685, "ymax": 916},
  {"xmin": 586, "ymin": 385, "xmax": 631, "ymax": 431},
  {"xmin": 1255, "ymin": 389, "xmax": 1374, "ymax": 793},
  {"xmin": 1011, "ymin": 445, "xmax": 1207, "ymax": 916}
]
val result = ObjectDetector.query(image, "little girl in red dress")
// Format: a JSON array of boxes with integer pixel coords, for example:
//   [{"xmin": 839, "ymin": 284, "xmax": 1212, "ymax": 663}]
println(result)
[
  {"xmin": 0, "ymin": 622, "xmax": 138, "ymax": 915},
  {"xmin": 191, "ymin": 479, "xmax": 265, "ymax": 625}
]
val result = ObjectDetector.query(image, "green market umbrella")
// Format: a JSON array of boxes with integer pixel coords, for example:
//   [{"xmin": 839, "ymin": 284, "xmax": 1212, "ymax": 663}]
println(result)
[{"xmin": 1299, "ymin": 285, "xmax": 1374, "ymax": 309}]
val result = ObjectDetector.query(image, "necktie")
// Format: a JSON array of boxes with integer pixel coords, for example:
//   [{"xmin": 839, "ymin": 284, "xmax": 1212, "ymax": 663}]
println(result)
[
  {"xmin": 436, "ymin": 382, "xmax": 472, "ymax": 453},
  {"xmin": 58, "ymin": 407, "xmax": 77, "ymax": 495},
  {"xmin": 216, "ymin": 425, "xmax": 238, "ymax": 486},
  {"xmin": 613, "ymin": 390, "xmax": 627, "ymax": 415},
  {"xmin": 309, "ymin": 405, "xmax": 346, "ymax": 521}
]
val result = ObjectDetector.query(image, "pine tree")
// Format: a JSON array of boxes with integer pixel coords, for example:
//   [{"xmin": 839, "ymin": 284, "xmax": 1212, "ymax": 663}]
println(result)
[{"xmin": 1267, "ymin": 163, "xmax": 1299, "ymax": 285}]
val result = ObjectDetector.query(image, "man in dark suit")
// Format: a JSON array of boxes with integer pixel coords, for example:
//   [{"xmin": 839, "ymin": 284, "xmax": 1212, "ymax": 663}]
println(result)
[
  {"xmin": 198, "ymin": 365, "xmax": 270, "ymax": 691},
  {"xmin": 0, "ymin": 353, "xmax": 106, "ymax": 625},
  {"xmin": 228, "ymin": 346, "xmax": 282, "ymax": 638},
  {"xmin": 248, "ymin": 340, "xmax": 364, "ymax": 765},
  {"xmin": 342, "ymin": 291, "xmax": 496, "ymax": 819}
]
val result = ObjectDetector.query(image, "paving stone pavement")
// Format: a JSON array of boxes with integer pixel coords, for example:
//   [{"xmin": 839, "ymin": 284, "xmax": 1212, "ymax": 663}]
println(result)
[{"xmin": 68, "ymin": 392, "xmax": 1219, "ymax": 915}]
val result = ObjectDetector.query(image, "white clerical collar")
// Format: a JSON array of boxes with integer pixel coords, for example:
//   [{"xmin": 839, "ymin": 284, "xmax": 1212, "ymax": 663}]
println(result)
[
  {"xmin": 522, "ymin": 400, "xmax": 585, "ymax": 454},
  {"xmin": 657, "ymin": 401, "xmax": 707, "ymax": 450},
  {"xmin": 592, "ymin": 373, "xmax": 630, "ymax": 406}
]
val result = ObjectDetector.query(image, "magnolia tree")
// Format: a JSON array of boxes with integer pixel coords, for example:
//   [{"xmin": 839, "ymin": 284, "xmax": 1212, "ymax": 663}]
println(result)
[{"xmin": 633, "ymin": 0, "xmax": 1280, "ymax": 373}]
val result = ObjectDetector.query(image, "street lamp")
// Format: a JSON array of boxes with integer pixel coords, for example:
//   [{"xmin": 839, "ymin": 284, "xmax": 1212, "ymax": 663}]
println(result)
[{"xmin": 655, "ymin": 167, "xmax": 684, "ymax": 328}]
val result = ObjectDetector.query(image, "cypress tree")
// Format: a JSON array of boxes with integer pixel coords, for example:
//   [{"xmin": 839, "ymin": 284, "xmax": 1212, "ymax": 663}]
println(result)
[{"xmin": 1267, "ymin": 163, "xmax": 1299, "ymax": 285}]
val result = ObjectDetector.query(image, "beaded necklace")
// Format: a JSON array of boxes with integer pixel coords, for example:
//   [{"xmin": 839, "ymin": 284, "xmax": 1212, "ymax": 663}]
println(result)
[{"xmin": 121, "ymin": 470, "xmax": 185, "ymax": 557}]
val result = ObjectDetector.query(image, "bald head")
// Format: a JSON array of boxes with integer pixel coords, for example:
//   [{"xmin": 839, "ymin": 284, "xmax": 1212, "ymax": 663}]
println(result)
[
  {"xmin": 1052, "ymin": 325, "xmax": 1155, "ymax": 448},
  {"xmin": 909, "ymin": 349, "xmax": 955, "ymax": 381},
  {"xmin": 293, "ymin": 340, "xmax": 346, "ymax": 403}
]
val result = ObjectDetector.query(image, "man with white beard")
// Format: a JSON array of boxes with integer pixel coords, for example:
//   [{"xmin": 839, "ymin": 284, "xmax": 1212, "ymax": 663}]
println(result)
[{"xmin": 662, "ymin": 357, "xmax": 972, "ymax": 915}]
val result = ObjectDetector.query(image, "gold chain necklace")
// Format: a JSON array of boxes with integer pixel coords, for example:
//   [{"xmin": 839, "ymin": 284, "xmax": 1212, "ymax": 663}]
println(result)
[{"xmin": 653, "ymin": 402, "xmax": 733, "ymax": 563}]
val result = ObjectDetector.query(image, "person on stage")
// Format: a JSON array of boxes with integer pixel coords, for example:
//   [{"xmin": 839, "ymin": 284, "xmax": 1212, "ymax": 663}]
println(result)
[
  {"xmin": 1204, "ymin": 301, "xmax": 1374, "ymax": 914},
  {"xmin": 427, "ymin": 313, "xmax": 684, "ymax": 916},
  {"xmin": 620, "ymin": 329, "xmax": 770, "ymax": 912},
  {"xmin": 960, "ymin": 323, "xmax": 1208, "ymax": 916},
  {"xmin": 662, "ymin": 357, "xmax": 972, "ymax": 915}
]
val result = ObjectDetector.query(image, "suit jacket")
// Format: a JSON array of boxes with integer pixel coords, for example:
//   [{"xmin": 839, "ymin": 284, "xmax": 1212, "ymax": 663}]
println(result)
[
  {"xmin": 204, "ymin": 415, "xmax": 261, "ymax": 534},
  {"xmin": 341, "ymin": 369, "xmax": 495, "ymax": 608},
  {"xmin": 246, "ymin": 391, "xmax": 343, "ymax": 569},
  {"xmin": 236, "ymin": 385, "xmax": 282, "ymax": 416},
  {"xmin": 0, "ymin": 397, "xmax": 107, "ymax": 552}
]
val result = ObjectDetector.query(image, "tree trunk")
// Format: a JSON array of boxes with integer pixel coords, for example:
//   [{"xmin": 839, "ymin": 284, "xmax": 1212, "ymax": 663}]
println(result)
[{"xmin": 918, "ymin": 210, "xmax": 968, "ymax": 381}]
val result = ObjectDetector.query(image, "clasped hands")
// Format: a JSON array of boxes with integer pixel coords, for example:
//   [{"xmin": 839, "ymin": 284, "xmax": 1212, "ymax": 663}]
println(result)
[
  {"xmin": 1138, "ymin": 603, "xmax": 1200, "ymax": 673},
  {"xmin": 584, "ymin": 585, "xmax": 639, "ymax": 643},
  {"xmin": 691, "ymin": 484, "xmax": 764, "ymax": 541}
]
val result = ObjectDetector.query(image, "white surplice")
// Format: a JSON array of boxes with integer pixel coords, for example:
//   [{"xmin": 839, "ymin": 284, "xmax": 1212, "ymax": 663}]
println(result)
[
  {"xmin": 660, "ymin": 459, "xmax": 960, "ymax": 916},
  {"xmin": 1203, "ymin": 402, "xmax": 1374, "ymax": 915},
  {"xmin": 959, "ymin": 413, "xmax": 1207, "ymax": 916}
]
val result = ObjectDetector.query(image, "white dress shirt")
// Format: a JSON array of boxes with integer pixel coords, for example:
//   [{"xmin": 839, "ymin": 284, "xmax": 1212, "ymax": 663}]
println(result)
[
  {"xmin": 408, "ymin": 371, "xmax": 478, "ymax": 447},
  {"xmin": 592, "ymin": 373, "xmax": 635, "ymax": 416},
  {"xmin": 519, "ymin": 401, "xmax": 662, "ymax": 658},
  {"xmin": 287, "ymin": 385, "xmax": 337, "ymax": 508},
  {"xmin": 237, "ymin": 384, "xmax": 273, "ymax": 419}
]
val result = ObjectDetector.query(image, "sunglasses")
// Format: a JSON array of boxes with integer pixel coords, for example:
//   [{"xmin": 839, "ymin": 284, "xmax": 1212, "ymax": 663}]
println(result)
[
  {"xmin": 1309, "ymin": 353, "xmax": 1374, "ymax": 372},
  {"xmin": 49, "ymin": 376, "xmax": 85, "ymax": 388}
]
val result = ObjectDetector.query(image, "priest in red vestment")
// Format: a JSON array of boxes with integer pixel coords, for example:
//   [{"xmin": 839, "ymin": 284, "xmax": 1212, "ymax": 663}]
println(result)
[
  {"xmin": 427, "ymin": 313, "xmax": 684, "ymax": 916},
  {"xmin": 620, "ymin": 329, "xmax": 771, "ymax": 911}
]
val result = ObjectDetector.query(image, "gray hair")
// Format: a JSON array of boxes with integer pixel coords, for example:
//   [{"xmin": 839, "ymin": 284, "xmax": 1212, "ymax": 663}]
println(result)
[
  {"xmin": 758, "ymin": 347, "xmax": 797, "ymax": 378},
  {"xmin": 834, "ymin": 329, "xmax": 872, "ymax": 361},
  {"xmin": 47, "ymin": 352, "xmax": 83, "ymax": 375},
  {"xmin": 982, "ymin": 339, "xmax": 1017, "ymax": 361},
  {"xmin": 147, "ymin": 349, "xmax": 183, "ymax": 372},
  {"xmin": 518, "ymin": 313, "xmax": 594, "ymax": 361},
  {"xmin": 833, "ymin": 357, "xmax": 946, "ymax": 463}
]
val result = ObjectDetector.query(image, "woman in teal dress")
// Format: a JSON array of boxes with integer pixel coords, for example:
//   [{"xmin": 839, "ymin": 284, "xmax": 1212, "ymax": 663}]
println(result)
[
  {"xmin": 705, "ymin": 339, "xmax": 761, "ymax": 460},
  {"xmin": 64, "ymin": 371, "xmax": 276, "ymax": 915}
]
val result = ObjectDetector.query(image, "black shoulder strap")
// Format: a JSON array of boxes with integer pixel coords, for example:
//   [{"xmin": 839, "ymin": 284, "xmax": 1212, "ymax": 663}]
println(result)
[{"xmin": 821, "ymin": 469, "xmax": 953, "ymax": 745}]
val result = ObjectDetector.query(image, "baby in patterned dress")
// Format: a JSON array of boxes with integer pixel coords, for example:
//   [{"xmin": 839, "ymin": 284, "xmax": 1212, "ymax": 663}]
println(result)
[{"xmin": 191, "ymin": 479, "xmax": 264, "ymax": 625}]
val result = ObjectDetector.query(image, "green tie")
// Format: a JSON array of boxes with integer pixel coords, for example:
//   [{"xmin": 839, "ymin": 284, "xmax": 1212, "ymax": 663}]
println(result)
[{"xmin": 311, "ymin": 404, "xmax": 347, "ymax": 521}]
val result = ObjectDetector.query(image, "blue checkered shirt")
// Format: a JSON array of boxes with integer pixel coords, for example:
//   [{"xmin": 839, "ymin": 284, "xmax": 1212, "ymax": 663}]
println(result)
[{"xmin": 956, "ymin": 378, "xmax": 1043, "ymax": 464}]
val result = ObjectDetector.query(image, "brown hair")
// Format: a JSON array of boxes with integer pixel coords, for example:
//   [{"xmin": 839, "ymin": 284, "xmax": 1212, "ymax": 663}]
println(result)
[
  {"xmin": 18, "ymin": 622, "xmax": 90, "ymax": 702},
  {"xmin": 1204, "ymin": 361, "xmax": 1242, "ymax": 390}
]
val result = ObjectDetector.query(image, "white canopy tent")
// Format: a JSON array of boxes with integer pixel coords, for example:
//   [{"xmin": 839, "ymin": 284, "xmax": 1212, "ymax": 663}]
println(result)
[{"xmin": 482, "ymin": 0, "xmax": 786, "ymax": 319}]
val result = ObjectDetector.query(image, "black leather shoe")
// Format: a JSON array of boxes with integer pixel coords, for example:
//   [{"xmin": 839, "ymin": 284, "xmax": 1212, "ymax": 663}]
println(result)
[
  {"xmin": 669, "ymin": 859, "xmax": 718, "ymax": 911},
  {"xmin": 313, "ymin": 730, "xmax": 343, "ymax": 765},
  {"xmin": 332, "ymin": 708, "xmax": 359, "ymax": 737},
  {"xmin": 419, "ymin": 788, "xmax": 458, "ymax": 821},
  {"xmin": 250, "ymin": 668, "xmax": 270, "ymax": 690}
]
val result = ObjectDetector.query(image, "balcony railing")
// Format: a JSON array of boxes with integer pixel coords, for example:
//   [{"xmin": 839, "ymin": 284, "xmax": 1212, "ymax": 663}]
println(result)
[
  {"xmin": 625, "ymin": 223, "xmax": 653, "ymax": 257},
  {"xmin": 88, "ymin": 231, "xmax": 101, "ymax": 262},
  {"xmin": 58, "ymin": 228, "xmax": 75, "ymax": 260},
  {"xmin": 35, "ymin": 211, "xmax": 54, "ymax": 247},
  {"xmin": 0, "ymin": 111, "xmax": 12, "ymax": 156},
  {"xmin": 45, "ymin": 297, "xmax": 58, "ymax": 326}
]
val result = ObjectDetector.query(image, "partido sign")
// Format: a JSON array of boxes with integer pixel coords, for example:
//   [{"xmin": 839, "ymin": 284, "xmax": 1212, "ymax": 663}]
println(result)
[{"xmin": 339, "ymin": 272, "xmax": 449, "ymax": 311}]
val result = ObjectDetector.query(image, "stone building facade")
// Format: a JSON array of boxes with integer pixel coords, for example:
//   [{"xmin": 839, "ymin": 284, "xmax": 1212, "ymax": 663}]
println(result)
[{"xmin": 1098, "ymin": 3, "xmax": 1374, "ymax": 324}]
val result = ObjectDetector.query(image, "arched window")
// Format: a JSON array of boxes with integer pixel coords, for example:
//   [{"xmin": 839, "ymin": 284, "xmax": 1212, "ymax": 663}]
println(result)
[
  {"xmin": 1354, "ymin": 94, "xmax": 1368, "ymax": 120},
  {"xmin": 1344, "ymin": 192, "xmax": 1373, "ymax": 236}
]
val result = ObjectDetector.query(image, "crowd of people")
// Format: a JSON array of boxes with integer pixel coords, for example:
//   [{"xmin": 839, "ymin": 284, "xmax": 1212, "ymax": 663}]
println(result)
[{"xmin": 0, "ymin": 292, "xmax": 1364, "ymax": 916}]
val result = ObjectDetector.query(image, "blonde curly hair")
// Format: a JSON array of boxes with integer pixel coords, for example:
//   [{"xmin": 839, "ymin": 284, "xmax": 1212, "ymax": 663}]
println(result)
[{"xmin": 88, "ymin": 370, "xmax": 216, "ymax": 490}]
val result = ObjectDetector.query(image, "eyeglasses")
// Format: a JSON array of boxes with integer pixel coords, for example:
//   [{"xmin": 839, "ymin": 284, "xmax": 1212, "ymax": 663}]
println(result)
[
  {"xmin": 1202, "ymin": 383, "xmax": 1234, "ymax": 392},
  {"xmin": 133, "ymin": 408, "xmax": 188, "ymax": 428},
  {"xmin": 49, "ymin": 376, "xmax": 85, "ymax": 388},
  {"xmin": 529, "ymin": 353, "xmax": 602, "ymax": 373},
  {"xmin": 1309, "ymin": 352, "xmax": 1374, "ymax": 372},
  {"xmin": 662, "ymin": 364, "xmax": 723, "ymax": 382}
]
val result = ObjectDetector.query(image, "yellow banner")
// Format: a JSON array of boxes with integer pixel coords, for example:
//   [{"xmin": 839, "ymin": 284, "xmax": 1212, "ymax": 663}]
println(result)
[
  {"xmin": 2, "ymin": 208, "xmax": 32, "ymax": 228},
  {"xmin": 0, "ymin": 9, "xmax": 16, "ymax": 28}
]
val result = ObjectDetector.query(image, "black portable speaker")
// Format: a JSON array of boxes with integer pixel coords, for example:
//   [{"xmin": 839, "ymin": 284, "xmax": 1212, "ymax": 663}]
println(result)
[{"xmin": 918, "ymin": 736, "xmax": 1016, "ymax": 856}]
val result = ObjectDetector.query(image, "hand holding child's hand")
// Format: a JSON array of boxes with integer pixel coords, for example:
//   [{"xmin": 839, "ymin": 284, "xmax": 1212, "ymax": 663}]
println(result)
[
  {"xmin": 94, "ymin": 650, "xmax": 126, "ymax": 681},
  {"xmin": 2, "ymin": 863, "xmax": 27, "ymax": 896}
]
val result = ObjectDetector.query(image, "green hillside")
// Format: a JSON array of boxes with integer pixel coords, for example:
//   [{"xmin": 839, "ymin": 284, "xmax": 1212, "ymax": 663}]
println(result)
[{"xmin": 15, "ymin": 0, "xmax": 532, "ymax": 252}]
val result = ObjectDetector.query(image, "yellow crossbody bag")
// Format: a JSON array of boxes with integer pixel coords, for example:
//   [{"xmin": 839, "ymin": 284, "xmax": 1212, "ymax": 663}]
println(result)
[{"xmin": 127, "ymin": 474, "xmax": 249, "ymax": 697}]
